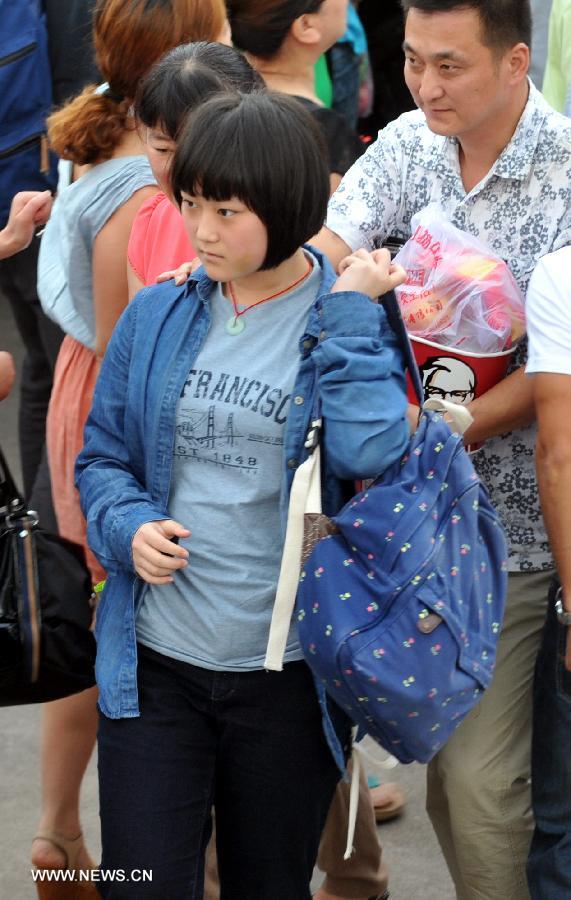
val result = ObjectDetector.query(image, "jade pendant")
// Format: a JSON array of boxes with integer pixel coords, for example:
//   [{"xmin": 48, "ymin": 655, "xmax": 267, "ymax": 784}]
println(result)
[{"xmin": 226, "ymin": 315, "xmax": 245, "ymax": 335}]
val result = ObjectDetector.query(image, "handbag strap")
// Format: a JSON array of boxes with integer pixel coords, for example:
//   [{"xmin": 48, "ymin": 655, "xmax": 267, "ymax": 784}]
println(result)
[
  {"xmin": 265, "ymin": 430, "xmax": 323, "ymax": 671},
  {"xmin": 0, "ymin": 443, "xmax": 23, "ymax": 516}
]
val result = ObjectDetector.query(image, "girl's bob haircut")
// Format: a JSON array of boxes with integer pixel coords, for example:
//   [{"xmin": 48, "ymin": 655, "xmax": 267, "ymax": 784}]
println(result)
[
  {"xmin": 134, "ymin": 42, "xmax": 263, "ymax": 141},
  {"xmin": 171, "ymin": 91, "xmax": 330, "ymax": 270}
]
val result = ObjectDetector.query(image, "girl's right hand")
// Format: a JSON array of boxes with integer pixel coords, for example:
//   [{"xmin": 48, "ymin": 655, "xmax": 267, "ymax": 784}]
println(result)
[
  {"xmin": 132, "ymin": 519, "xmax": 190, "ymax": 584},
  {"xmin": 332, "ymin": 248, "xmax": 406, "ymax": 299}
]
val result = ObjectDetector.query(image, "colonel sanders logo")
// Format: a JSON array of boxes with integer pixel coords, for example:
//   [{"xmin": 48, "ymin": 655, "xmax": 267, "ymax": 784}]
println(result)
[{"xmin": 419, "ymin": 356, "xmax": 477, "ymax": 405}]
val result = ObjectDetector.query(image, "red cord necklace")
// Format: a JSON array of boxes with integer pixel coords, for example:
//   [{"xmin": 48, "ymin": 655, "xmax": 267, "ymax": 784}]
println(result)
[{"xmin": 225, "ymin": 257, "xmax": 313, "ymax": 335}]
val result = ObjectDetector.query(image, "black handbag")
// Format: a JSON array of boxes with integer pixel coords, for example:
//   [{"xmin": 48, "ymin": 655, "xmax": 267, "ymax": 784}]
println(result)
[{"xmin": 0, "ymin": 445, "xmax": 96, "ymax": 705}]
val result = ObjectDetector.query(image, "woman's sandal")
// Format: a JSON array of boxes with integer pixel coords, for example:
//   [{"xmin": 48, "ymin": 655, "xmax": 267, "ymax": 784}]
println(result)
[
  {"xmin": 370, "ymin": 783, "xmax": 406, "ymax": 823},
  {"xmin": 32, "ymin": 831, "xmax": 99, "ymax": 899}
]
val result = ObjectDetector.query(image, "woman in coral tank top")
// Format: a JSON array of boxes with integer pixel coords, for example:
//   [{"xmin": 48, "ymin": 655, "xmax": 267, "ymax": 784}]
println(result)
[{"xmin": 127, "ymin": 43, "xmax": 262, "ymax": 297}]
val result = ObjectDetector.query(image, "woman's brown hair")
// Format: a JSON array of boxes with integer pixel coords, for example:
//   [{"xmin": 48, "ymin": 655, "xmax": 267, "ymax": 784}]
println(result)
[{"xmin": 48, "ymin": 0, "xmax": 227, "ymax": 165}]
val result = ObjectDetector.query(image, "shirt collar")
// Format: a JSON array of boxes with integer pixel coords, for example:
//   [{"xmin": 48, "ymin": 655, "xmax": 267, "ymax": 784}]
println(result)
[{"xmin": 491, "ymin": 80, "xmax": 551, "ymax": 181}]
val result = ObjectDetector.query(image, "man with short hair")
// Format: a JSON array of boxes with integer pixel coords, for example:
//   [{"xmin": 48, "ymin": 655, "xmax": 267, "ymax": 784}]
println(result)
[{"xmin": 314, "ymin": 1, "xmax": 571, "ymax": 897}]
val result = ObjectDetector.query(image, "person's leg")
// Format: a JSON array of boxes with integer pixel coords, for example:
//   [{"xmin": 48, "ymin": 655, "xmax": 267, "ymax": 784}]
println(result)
[
  {"xmin": 203, "ymin": 822, "xmax": 220, "ymax": 900},
  {"xmin": 315, "ymin": 762, "xmax": 389, "ymax": 900},
  {"xmin": 426, "ymin": 570, "xmax": 549, "ymax": 900},
  {"xmin": 0, "ymin": 239, "xmax": 63, "ymax": 499},
  {"xmin": 98, "ymin": 646, "xmax": 217, "ymax": 899},
  {"xmin": 31, "ymin": 339, "xmax": 103, "ymax": 879},
  {"xmin": 527, "ymin": 579, "xmax": 571, "ymax": 898},
  {"xmin": 29, "ymin": 446, "xmax": 59, "ymax": 534},
  {"xmin": 31, "ymin": 687, "xmax": 99, "ymax": 872},
  {"xmin": 215, "ymin": 661, "xmax": 349, "ymax": 900}
]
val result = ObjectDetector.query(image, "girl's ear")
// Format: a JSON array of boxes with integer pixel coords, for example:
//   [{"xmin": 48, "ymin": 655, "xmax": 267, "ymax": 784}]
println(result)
[{"xmin": 290, "ymin": 13, "xmax": 321, "ymax": 47}]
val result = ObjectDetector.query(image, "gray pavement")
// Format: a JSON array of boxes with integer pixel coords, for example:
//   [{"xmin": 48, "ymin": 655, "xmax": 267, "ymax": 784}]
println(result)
[{"xmin": 0, "ymin": 295, "xmax": 455, "ymax": 899}]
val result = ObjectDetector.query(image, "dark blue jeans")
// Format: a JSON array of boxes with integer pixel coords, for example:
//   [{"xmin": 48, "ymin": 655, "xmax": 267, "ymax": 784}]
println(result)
[
  {"xmin": 97, "ymin": 646, "xmax": 349, "ymax": 899},
  {"xmin": 528, "ymin": 578, "xmax": 571, "ymax": 898}
]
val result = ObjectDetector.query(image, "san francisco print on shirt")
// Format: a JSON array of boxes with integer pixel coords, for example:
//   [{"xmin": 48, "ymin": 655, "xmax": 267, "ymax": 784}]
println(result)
[{"xmin": 174, "ymin": 367, "xmax": 289, "ymax": 474}]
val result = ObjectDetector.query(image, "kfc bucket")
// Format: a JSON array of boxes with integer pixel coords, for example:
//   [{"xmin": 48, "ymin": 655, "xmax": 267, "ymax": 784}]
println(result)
[{"xmin": 406, "ymin": 335, "xmax": 517, "ymax": 451}]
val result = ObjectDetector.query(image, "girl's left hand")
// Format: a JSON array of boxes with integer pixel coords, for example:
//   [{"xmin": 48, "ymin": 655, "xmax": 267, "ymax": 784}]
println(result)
[{"xmin": 332, "ymin": 248, "xmax": 406, "ymax": 299}]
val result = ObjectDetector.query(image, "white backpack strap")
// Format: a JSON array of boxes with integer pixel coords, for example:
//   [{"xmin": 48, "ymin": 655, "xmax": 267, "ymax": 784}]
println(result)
[
  {"xmin": 265, "ymin": 424, "xmax": 322, "ymax": 671},
  {"xmin": 423, "ymin": 398, "xmax": 473, "ymax": 436},
  {"xmin": 344, "ymin": 743, "xmax": 362, "ymax": 860}
]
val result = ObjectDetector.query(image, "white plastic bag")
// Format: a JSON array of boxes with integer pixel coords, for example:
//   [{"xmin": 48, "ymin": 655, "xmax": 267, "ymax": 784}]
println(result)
[{"xmin": 394, "ymin": 204, "xmax": 525, "ymax": 353}]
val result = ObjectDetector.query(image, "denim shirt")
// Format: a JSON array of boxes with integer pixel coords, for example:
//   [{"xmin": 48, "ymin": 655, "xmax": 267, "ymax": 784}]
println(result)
[{"xmin": 76, "ymin": 247, "xmax": 409, "ymax": 767}]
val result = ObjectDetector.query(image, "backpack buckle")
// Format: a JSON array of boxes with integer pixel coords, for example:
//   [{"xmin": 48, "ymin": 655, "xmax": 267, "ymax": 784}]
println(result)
[{"xmin": 304, "ymin": 418, "xmax": 322, "ymax": 451}]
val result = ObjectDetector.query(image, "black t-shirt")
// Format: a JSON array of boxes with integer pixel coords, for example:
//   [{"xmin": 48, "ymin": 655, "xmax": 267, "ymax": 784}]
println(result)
[
  {"xmin": 294, "ymin": 96, "xmax": 365, "ymax": 176},
  {"xmin": 44, "ymin": 0, "xmax": 100, "ymax": 105}
]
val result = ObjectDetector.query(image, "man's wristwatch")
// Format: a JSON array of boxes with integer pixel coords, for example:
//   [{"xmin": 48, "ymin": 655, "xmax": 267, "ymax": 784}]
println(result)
[{"xmin": 555, "ymin": 586, "xmax": 571, "ymax": 625}]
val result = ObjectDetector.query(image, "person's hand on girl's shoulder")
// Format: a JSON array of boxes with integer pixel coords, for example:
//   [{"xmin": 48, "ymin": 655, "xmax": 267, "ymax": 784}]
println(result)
[
  {"xmin": 132, "ymin": 518, "xmax": 191, "ymax": 584},
  {"xmin": 156, "ymin": 257, "xmax": 200, "ymax": 286},
  {"xmin": 332, "ymin": 248, "xmax": 406, "ymax": 300}
]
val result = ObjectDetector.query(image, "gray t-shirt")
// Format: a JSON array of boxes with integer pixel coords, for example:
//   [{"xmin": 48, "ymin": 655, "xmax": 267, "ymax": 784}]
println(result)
[{"xmin": 136, "ymin": 254, "xmax": 321, "ymax": 670}]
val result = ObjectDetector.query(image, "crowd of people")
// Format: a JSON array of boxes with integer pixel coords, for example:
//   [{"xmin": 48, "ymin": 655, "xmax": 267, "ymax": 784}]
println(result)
[{"xmin": 1, "ymin": 0, "xmax": 571, "ymax": 898}]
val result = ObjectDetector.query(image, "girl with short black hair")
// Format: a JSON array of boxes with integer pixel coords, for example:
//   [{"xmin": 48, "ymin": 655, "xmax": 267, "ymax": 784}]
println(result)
[{"xmin": 77, "ymin": 89, "xmax": 409, "ymax": 899}]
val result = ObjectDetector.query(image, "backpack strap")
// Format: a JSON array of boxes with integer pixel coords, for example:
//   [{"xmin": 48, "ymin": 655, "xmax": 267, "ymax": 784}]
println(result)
[
  {"xmin": 380, "ymin": 292, "xmax": 473, "ymax": 434},
  {"xmin": 0, "ymin": 444, "xmax": 23, "ymax": 515},
  {"xmin": 424, "ymin": 397, "xmax": 473, "ymax": 435},
  {"xmin": 379, "ymin": 290, "xmax": 425, "ymax": 405}
]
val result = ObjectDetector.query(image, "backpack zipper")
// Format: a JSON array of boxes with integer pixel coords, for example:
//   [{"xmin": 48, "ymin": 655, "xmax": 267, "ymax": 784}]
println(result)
[
  {"xmin": 0, "ymin": 42, "xmax": 37, "ymax": 68},
  {"xmin": 0, "ymin": 133, "xmax": 51, "ymax": 174}
]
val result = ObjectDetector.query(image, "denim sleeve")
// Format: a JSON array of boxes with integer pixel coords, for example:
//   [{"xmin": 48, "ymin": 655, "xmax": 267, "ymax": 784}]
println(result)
[
  {"xmin": 75, "ymin": 297, "xmax": 169, "ymax": 575},
  {"xmin": 311, "ymin": 290, "xmax": 409, "ymax": 479}
]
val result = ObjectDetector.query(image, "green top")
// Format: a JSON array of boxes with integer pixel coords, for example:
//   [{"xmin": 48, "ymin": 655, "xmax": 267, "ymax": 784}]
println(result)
[
  {"xmin": 314, "ymin": 54, "xmax": 333, "ymax": 108},
  {"xmin": 543, "ymin": 0, "xmax": 571, "ymax": 115}
]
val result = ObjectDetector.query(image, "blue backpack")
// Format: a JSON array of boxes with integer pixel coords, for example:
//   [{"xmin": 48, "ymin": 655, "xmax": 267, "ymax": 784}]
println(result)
[
  {"xmin": 0, "ymin": 0, "xmax": 58, "ymax": 228},
  {"xmin": 266, "ymin": 295, "xmax": 508, "ymax": 765}
]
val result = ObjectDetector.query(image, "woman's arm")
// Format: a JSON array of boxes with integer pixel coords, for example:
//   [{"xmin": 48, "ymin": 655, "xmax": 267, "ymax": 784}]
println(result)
[
  {"xmin": 313, "ymin": 249, "xmax": 410, "ymax": 479},
  {"xmin": 92, "ymin": 185, "xmax": 157, "ymax": 357}
]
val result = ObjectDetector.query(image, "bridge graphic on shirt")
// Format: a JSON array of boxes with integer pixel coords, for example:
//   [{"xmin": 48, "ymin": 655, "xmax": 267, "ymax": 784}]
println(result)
[
  {"xmin": 176, "ymin": 405, "xmax": 243, "ymax": 449},
  {"xmin": 174, "ymin": 405, "xmax": 263, "ymax": 473}
]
